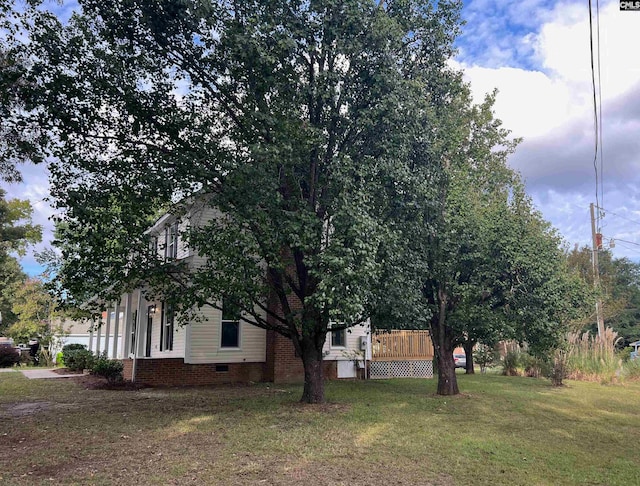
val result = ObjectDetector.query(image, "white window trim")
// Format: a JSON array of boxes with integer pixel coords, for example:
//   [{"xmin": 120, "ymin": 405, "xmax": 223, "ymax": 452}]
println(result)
[
  {"xmin": 165, "ymin": 221, "xmax": 179, "ymax": 260},
  {"xmin": 220, "ymin": 319, "xmax": 241, "ymax": 350},
  {"xmin": 330, "ymin": 327, "xmax": 347, "ymax": 349}
]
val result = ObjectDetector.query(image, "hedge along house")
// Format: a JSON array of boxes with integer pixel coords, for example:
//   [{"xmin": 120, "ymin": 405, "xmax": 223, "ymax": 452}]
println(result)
[{"xmin": 94, "ymin": 205, "xmax": 371, "ymax": 387}]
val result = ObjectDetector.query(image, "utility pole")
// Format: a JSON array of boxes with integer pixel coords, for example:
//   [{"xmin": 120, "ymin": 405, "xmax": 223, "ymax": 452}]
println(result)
[{"xmin": 590, "ymin": 203, "xmax": 605, "ymax": 337}]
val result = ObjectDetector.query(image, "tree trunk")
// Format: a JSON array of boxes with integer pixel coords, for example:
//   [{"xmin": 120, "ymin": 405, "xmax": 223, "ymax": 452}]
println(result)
[
  {"xmin": 436, "ymin": 346, "xmax": 458, "ymax": 395},
  {"xmin": 299, "ymin": 337, "xmax": 325, "ymax": 404},
  {"xmin": 464, "ymin": 340, "xmax": 475, "ymax": 374},
  {"xmin": 431, "ymin": 289, "xmax": 459, "ymax": 396}
]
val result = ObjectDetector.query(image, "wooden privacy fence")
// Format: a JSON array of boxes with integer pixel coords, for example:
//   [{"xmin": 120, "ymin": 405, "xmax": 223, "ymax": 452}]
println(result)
[{"xmin": 370, "ymin": 330, "xmax": 434, "ymax": 379}]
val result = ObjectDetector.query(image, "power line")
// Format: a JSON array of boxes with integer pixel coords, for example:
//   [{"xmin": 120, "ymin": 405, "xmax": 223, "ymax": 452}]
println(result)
[
  {"xmin": 611, "ymin": 241, "xmax": 640, "ymax": 257},
  {"xmin": 596, "ymin": 206, "xmax": 640, "ymax": 227},
  {"xmin": 610, "ymin": 238, "xmax": 640, "ymax": 248},
  {"xmin": 588, "ymin": 0, "xmax": 605, "ymax": 231},
  {"xmin": 596, "ymin": 0, "xmax": 604, "ymax": 213}
]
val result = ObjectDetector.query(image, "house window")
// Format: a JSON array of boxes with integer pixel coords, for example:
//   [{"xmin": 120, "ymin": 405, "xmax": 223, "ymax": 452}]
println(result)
[
  {"xmin": 160, "ymin": 302, "xmax": 174, "ymax": 351},
  {"xmin": 149, "ymin": 235, "xmax": 158, "ymax": 258},
  {"xmin": 165, "ymin": 221, "xmax": 179, "ymax": 260},
  {"xmin": 331, "ymin": 328, "xmax": 346, "ymax": 348},
  {"xmin": 221, "ymin": 301, "xmax": 240, "ymax": 348}
]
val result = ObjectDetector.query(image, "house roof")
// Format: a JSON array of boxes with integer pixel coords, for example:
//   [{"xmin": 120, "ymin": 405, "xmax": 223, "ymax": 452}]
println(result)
[{"xmin": 144, "ymin": 212, "xmax": 174, "ymax": 235}]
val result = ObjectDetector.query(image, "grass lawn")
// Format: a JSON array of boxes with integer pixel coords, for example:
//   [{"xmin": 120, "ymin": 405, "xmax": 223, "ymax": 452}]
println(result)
[{"xmin": 1, "ymin": 371, "xmax": 639, "ymax": 485}]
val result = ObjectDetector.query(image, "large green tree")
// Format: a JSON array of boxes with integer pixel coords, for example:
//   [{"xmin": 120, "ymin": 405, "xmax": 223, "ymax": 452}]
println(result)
[
  {"xmin": 0, "ymin": 188, "xmax": 41, "ymax": 256},
  {"xmin": 378, "ymin": 88, "xmax": 591, "ymax": 395},
  {"xmin": 7, "ymin": 0, "xmax": 464, "ymax": 402},
  {"xmin": 6, "ymin": 277, "xmax": 52, "ymax": 343},
  {"xmin": 0, "ymin": 255, "xmax": 25, "ymax": 333},
  {"xmin": 0, "ymin": 188, "xmax": 41, "ymax": 332},
  {"xmin": 1, "ymin": 0, "xmax": 49, "ymax": 183}
]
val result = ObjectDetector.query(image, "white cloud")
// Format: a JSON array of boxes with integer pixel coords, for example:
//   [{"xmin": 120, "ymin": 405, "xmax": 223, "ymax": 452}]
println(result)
[
  {"xmin": 458, "ymin": 0, "xmax": 640, "ymax": 258},
  {"xmin": 462, "ymin": 65, "xmax": 573, "ymax": 138}
]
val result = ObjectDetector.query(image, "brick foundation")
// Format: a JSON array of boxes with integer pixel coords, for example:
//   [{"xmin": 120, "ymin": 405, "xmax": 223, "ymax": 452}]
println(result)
[
  {"xmin": 121, "ymin": 358, "xmax": 265, "ymax": 386},
  {"xmin": 120, "ymin": 352, "xmax": 337, "ymax": 386}
]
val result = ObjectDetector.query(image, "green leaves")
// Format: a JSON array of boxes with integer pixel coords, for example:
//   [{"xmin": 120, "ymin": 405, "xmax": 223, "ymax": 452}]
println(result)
[
  {"xmin": 0, "ymin": 1, "xmax": 463, "ymax": 349},
  {"xmin": 0, "ymin": 189, "xmax": 42, "ymax": 258}
]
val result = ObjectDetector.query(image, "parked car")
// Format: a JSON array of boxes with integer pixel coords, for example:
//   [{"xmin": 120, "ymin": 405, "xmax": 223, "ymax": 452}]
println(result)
[{"xmin": 454, "ymin": 353, "xmax": 466, "ymax": 369}]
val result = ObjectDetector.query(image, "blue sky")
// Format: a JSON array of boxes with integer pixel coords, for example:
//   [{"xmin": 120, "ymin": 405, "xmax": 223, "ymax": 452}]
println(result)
[{"xmin": 5, "ymin": 0, "xmax": 640, "ymax": 276}]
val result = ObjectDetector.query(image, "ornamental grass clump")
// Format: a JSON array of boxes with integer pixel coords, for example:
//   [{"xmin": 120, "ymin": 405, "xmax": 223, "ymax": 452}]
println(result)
[
  {"xmin": 566, "ymin": 328, "xmax": 621, "ymax": 383},
  {"xmin": 501, "ymin": 349, "xmax": 521, "ymax": 376}
]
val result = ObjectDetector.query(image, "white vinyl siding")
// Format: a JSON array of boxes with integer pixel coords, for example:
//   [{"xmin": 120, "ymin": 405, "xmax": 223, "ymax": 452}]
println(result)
[
  {"xmin": 145, "ymin": 300, "xmax": 186, "ymax": 359},
  {"xmin": 176, "ymin": 219, "xmax": 189, "ymax": 260},
  {"xmin": 183, "ymin": 205, "xmax": 220, "ymax": 265},
  {"xmin": 323, "ymin": 323, "xmax": 370, "ymax": 361},
  {"xmin": 186, "ymin": 305, "xmax": 266, "ymax": 364}
]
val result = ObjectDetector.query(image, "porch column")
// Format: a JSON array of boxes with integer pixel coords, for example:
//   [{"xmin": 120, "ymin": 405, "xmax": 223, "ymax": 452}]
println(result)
[
  {"xmin": 136, "ymin": 291, "xmax": 146, "ymax": 357},
  {"xmin": 105, "ymin": 303, "xmax": 112, "ymax": 358},
  {"xmin": 131, "ymin": 289, "xmax": 146, "ymax": 383},
  {"xmin": 88, "ymin": 323, "xmax": 94, "ymax": 352},
  {"xmin": 112, "ymin": 299, "xmax": 121, "ymax": 359},
  {"xmin": 123, "ymin": 293, "xmax": 132, "ymax": 356},
  {"xmin": 96, "ymin": 315, "xmax": 102, "ymax": 355}
]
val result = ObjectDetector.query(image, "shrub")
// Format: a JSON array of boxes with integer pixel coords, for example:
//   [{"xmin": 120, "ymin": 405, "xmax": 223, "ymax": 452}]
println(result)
[
  {"xmin": 38, "ymin": 347, "xmax": 55, "ymax": 368},
  {"xmin": 62, "ymin": 343, "xmax": 87, "ymax": 353},
  {"xmin": 0, "ymin": 347, "xmax": 20, "ymax": 368},
  {"xmin": 62, "ymin": 344, "xmax": 90, "ymax": 370},
  {"xmin": 64, "ymin": 348, "xmax": 95, "ymax": 372},
  {"xmin": 619, "ymin": 346, "xmax": 633, "ymax": 364},
  {"xmin": 502, "ymin": 349, "xmax": 521, "ymax": 376},
  {"xmin": 474, "ymin": 344, "xmax": 496, "ymax": 373},
  {"xmin": 56, "ymin": 351, "xmax": 64, "ymax": 366},
  {"xmin": 91, "ymin": 352, "xmax": 123, "ymax": 383},
  {"xmin": 622, "ymin": 359, "xmax": 640, "ymax": 381},
  {"xmin": 521, "ymin": 353, "xmax": 547, "ymax": 378}
]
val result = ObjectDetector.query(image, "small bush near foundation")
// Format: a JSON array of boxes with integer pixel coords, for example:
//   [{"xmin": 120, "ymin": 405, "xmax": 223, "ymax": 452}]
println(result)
[
  {"xmin": 62, "ymin": 343, "xmax": 87, "ymax": 354},
  {"xmin": 0, "ymin": 347, "xmax": 20, "ymax": 368},
  {"xmin": 91, "ymin": 352, "xmax": 123, "ymax": 383},
  {"xmin": 64, "ymin": 348, "xmax": 95, "ymax": 372}
]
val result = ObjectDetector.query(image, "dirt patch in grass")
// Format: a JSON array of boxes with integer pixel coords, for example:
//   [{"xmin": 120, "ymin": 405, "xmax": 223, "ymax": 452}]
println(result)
[
  {"xmin": 1, "ymin": 401, "xmax": 53, "ymax": 417},
  {"xmin": 285, "ymin": 401, "xmax": 351, "ymax": 414},
  {"xmin": 51, "ymin": 367, "xmax": 84, "ymax": 375},
  {"xmin": 68, "ymin": 374, "xmax": 147, "ymax": 390}
]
